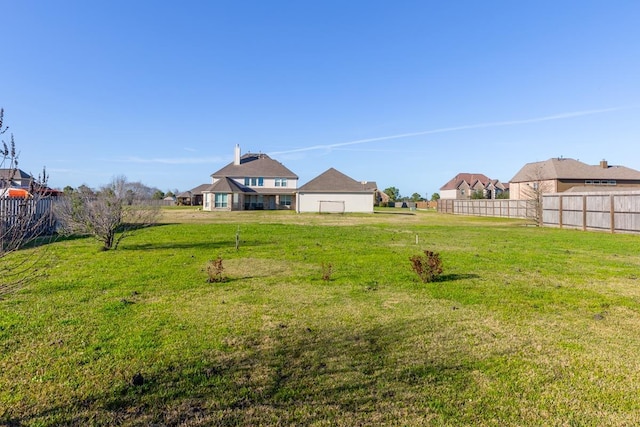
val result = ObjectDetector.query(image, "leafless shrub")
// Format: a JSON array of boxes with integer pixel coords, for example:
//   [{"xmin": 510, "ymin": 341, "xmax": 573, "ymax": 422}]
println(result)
[
  {"xmin": 410, "ymin": 250, "xmax": 443, "ymax": 283},
  {"xmin": 321, "ymin": 262, "xmax": 333, "ymax": 281},
  {"xmin": 206, "ymin": 256, "xmax": 225, "ymax": 283},
  {"xmin": 54, "ymin": 176, "xmax": 160, "ymax": 250},
  {"xmin": 0, "ymin": 108, "xmax": 54, "ymax": 296}
]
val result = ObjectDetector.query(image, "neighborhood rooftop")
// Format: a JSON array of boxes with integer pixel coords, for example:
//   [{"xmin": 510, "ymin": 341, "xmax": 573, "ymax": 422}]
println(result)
[
  {"xmin": 211, "ymin": 148, "xmax": 298, "ymax": 180},
  {"xmin": 439, "ymin": 173, "xmax": 492, "ymax": 191},
  {"xmin": 298, "ymin": 168, "xmax": 375, "ymax": 193},
  {"xmin": 510, "ymin": 158, "xmax": 640, "ymax": 182}
]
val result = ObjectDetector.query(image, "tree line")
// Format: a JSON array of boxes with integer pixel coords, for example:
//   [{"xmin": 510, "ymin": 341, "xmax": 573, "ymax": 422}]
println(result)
[{"xmin": 382, "ymin": 186, "xmax": 440, "ymax": 203}]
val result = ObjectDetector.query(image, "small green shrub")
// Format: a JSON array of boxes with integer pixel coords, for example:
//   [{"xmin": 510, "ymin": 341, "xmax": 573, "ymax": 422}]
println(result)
[
  {"xmin": 206, "ymin": 256, "xmax": 225, "ymax": 283},
  {"xmin": 410, "ymin": 250, "xmax": 443, "ymax": 283}
]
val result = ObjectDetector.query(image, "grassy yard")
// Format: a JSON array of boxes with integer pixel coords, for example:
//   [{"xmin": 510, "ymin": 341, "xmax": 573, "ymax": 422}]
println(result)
[{"xmin": 2, "ymin": 207, "xmax": 640, "ymax": 426}]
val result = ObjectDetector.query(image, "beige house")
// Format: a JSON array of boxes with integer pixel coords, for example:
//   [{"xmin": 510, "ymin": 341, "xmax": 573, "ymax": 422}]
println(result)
[
  {"xmin": 296, "ymin": 168, "xmax": 377, "ymax": 213},
  {"xmin": 202, "ymin": 145, "xmax": 298, "ymax": 211},
  {"xmin": 439, "ymin": 173, "xmax": 507, "ymax": 199},
  {"xmin": 509, "ymin": 158, "xmax": 640, "ymax": 199}
]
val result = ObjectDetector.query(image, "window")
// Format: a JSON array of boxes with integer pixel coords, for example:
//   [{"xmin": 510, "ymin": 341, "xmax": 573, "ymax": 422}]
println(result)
[
  {"xmin": 215, "ymin": 193, "xmax": 228, "ymax": 208},
  {"xmin": 275, "ymin": 178, "xmax": 287, "ymax": 187},
  {"xmin": 248, "ymin": 177, "xmax": 264, "ymax": 187},
  {"xmin": 279, "ymin": 195, "xmax": 292, "ymax": 206}
]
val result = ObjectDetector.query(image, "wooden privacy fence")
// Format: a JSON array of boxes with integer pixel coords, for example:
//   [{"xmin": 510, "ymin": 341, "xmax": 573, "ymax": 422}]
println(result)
[
  {"xmin": 437, "ymin": 199, "xmax": 534, "ymax": 219},
  {"xmin": 542, "ymin": 191, "xmax": 640, "ymax": 234},
  {"xmin": 0, "ymin": 197, "xmax": 56, "ymax": 237},
  {"xmin": 437, "ymin": 192, "xmax": 640, "ymax": 234}
]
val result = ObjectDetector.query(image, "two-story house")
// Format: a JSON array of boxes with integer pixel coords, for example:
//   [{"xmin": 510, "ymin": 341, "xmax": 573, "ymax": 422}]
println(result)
[
  {"xmin": 509, "ymin": 158, "xmax": 640, "ymax": 199},
  {"xmin": 202, "ymin": 145, "xmax": 299, "ymax": 211},
  {"xmin": 439, "ymin": 173, "xmax": 508, "ymax": 199}
]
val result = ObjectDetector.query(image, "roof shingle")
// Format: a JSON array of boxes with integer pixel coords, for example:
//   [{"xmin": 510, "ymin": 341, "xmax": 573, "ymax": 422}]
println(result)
[
  {"xmin": 510, "ymin": 158, "xmax": 640, "ymax": 182},
  {"xmin": 298, "ymin": 168, "xmax": 373, "ymax": 193},
  {"xmin": 211, "ymin": 153, "xmax": 298, "ymax": 179}
]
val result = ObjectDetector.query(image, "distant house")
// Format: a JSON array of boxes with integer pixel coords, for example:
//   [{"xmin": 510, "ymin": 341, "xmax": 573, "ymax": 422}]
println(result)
[
  {"xmin": 176, "ymin": 183, "xmax": 209, "ymax": 206},
  {"xmin": 0, "ymin": 168, "xmax": 34, "ymax": 189},
  {"xmin": 439, "ymin": 173, "xmax": 507, "ymax": 200},
  {"xmin": 202, "ymin": 145, "xmax": 298, "ymax": 211},
  {"xmin": 297, "ymin": 168, "xmax": 376, "ymax": 213},
  {"xmin": 509, "ymin": 158, "xmax": 640, "ymax": 199},
  {"xmin": 0, "ymin": 168, "xmax": 61, "ymax": 197},
  {"xmin": 374, "ymin": 188, "xmax": 390, "ymax": 206}
]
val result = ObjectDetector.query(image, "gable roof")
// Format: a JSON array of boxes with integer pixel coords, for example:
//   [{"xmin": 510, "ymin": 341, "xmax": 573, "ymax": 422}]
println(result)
[
  {"xmin": 440, "ymin": 173, "xmax": 491, "ymax": 191},
  {"xmin": 0, "ymin": 168, "xmax": 33, "ymax": 187},
  {"xmin": 510, "ymin": 158, "xmax": 640, "ymax": 183},
  {"xmin": 488, "ymin": 179, "xmax": 506, "ymax": 190},
  {"xmin": 298, "ymin": 168, "xmax": 373, "ymax": 193},
  {"xmin": 203, "ymin": 177, "xmax": 252, "ymax": 193},
  {"xmin": 177, "ymin": 183, "xmax": 211, "ymax": 198},
  {"xmin": 211, "ymin": 153, "xmax": 298, "ymax": 179},
  {"xmin": 362, "ymin": 181, "xmax": 378, "ymax": 191}
]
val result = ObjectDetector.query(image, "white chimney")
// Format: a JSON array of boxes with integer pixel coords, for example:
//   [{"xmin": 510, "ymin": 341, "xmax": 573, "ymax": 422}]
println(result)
[{"xmin": 234, "ymin": 144, "xmax": 241, "ymax": 165}]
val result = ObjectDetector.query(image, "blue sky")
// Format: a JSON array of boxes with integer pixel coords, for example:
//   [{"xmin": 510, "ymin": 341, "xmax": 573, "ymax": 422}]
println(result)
[{"xmin": 1, "ymin": 1, "xmax": 639, "ymax": 198}]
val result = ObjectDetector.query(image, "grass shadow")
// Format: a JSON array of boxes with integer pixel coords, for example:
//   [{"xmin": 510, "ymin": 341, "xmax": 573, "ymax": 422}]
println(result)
[
  {"xmin": 436, "ymin": 273, "xmax": 481, "ymax": 282},
  {"xmin": 5, "ymin": 320, "xmax": 480, "ymax": 425},
  {"xmin": 373, "ymin": 211, "xmax": 416, "ymax": 216}
]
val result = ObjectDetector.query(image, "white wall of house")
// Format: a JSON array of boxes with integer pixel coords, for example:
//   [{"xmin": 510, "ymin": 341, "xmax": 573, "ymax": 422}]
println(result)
[
  {"xmin": 510, "ymin": 179, "xmax": 556, "ymax": 200},
  {"xmin": 440, "ymin": 189, "xmax": 459, "ymax": 199},
  {"xmin": 297, "ymin": 192, "xmax": 373, "ymax": 213}
]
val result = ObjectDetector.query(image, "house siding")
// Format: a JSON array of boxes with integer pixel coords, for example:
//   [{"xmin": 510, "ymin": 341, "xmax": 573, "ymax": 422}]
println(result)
[
  {"xmin": 297, "ymin": 192, "xmax": 373, "ymax": 213},
  {"xmin": 510, "ymin": 179, "xmax": 556, "ymax": 200},
  {"xmin": 440, "ymin": 189, "xmax": 459, "ymax": 199}
]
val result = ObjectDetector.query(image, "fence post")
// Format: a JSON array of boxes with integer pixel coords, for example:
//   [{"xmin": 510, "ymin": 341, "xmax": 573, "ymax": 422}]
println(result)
[
  {"xmin": 582, "ymin": 196, "xmax": 587, "ymax": 231},
  {"xmin": 610, "ymin": 194, "xmax": 615, "ymax": 234},
  {"xmin": 558, "ymin": 195, "xmax": 563, "ymax": 229}
]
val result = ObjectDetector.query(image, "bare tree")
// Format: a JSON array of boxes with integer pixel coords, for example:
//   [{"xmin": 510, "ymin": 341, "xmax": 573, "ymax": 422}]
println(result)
[
  {"xmin": 518, "ymin": 165, "xmax": 553, "ymax": 226},
  {"xmin": 0, "ymin": 108, "xmax": 54, "ymax": 296},
  {"xmin": 55, "ymin": 176, "xmax": 160, "ymax": 250}
]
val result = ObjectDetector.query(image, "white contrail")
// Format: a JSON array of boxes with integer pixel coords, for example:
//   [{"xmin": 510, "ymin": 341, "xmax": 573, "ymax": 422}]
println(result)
[
  {"xmin": 269, "ymin": 107, "xmax": 630, "ymax": 156},
  {"xmin": 123, "ymin": 156, "xmax": 227, "ymax": 164}
]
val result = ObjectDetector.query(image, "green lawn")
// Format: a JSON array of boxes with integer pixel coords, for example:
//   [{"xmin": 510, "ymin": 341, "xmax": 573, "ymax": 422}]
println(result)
[{"xmin": 2, "ymin": 208, "xmax": 640, "ymax": 426}]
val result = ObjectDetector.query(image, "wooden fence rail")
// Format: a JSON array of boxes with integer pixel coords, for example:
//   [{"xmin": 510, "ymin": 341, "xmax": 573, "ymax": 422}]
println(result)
[
  {"xmin": 437, "ymin": 191, "xmax": 640, "ymax": 234},
  {"xmin": 542, "ymin": 191, "xmax": 640, "ymax": 234},
  {"xmin": 437, "ymin": 199, "xmax": 534, "ymax": 219}
]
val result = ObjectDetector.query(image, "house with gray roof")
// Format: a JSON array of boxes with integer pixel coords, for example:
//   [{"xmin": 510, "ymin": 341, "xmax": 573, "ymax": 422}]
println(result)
[
  {"xmin": 0, "ymin": 168, "xmax": 34, "ymax": 189},
  {"xmin": 509, "ymin": 158, "xmax": 640, "ymax": 199},
  {"xmin": 202, "ymin": 145, "xmax": 298, "ymax": 211},
  {"xmin": 296, "ymin": 168, "xmax": 376, "ymax": 213},
  {"xmin": 176, "ymin": 183, "xmax": 210, "ymax": 206}
]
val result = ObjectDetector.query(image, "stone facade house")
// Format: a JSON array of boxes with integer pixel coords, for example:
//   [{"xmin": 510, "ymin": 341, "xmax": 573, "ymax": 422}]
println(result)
[
  {"xmin": 439, "ymin": 173, "xmax": 507, "ymax": 200},
  {"xmin": 509, "ymin": 158, "xmax": 640, "ymax": 199}
]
